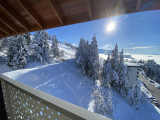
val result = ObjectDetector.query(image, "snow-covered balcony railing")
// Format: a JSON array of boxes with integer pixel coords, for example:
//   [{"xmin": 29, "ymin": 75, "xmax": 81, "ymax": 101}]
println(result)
[{"xmin": 0, "ymin": 74, "xmax": 110, "ymax": 120}]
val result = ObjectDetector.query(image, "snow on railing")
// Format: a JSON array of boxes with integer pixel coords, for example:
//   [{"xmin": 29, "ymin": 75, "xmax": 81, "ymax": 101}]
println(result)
[{"xmin": 0, "ymin": 74, "xmax": 111, "ymax": 120}]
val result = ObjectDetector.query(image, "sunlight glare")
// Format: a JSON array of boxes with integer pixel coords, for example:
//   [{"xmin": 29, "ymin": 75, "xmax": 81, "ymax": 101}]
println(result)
[{"xmin": 106, "ymin": 22, "xmax": 116, "ymax": 32}]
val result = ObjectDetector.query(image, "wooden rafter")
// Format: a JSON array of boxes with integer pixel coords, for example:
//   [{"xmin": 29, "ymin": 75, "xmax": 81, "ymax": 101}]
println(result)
[
  {"xmin": 0, "ymin": 0, "xmax": 159, "ymax": 39},
  {"xmin": 47, "ymin": 0, "xmax": 63, "ymax": 25},
  {"xmin": 0, "ymin": 0, "xmax": 29, "ymax": 31},
  {"xmin": 0, "ymin": 24, "xmax": 10, "ymax": 35},
  {"xmin": 0, "ymin": 12, "xmax": 19, "ymax": 33},
  {"xmin": 17, "ymin": 0, "xmax": 43, "ymax": 28},
  {"xmin": 0, "ymin": 34, "xmax": 3, "ymax": 37},
  {"xmin": 136, "ymin": 0, "xmax": 142, "ymax": 10},
  {"xmin": 86, "ymin": 0, "xmax": 93, "ymax": 20}
]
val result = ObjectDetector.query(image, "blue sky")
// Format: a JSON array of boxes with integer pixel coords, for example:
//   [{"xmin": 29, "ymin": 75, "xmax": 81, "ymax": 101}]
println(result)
[{"xmin": 46, "ymin": 10, "xmax": 160, "ymax": 55}]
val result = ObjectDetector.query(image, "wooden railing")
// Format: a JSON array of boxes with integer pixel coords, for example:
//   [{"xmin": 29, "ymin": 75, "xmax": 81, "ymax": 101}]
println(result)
[{"xmin": 0, "ymin": 74, "xmax": 111, "ymax": 120}]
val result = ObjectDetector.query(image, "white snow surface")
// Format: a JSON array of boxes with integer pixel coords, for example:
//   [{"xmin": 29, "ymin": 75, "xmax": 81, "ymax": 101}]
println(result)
[
  {"xmin": 0, "ymin": 44, "xmax": 160, "ymax": 120},
  {"xmin": 112, "ymin": 90, "xmax": 160, "ymax": 120}
]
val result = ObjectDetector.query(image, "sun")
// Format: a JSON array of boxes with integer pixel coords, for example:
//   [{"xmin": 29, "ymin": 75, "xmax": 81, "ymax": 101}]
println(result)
[{"xmin": 106, "ymin": 22, "xmax": 116, "ymax": 32}]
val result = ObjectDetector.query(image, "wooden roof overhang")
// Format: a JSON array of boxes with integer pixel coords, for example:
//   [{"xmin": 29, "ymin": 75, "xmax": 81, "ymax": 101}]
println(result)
[{"xmin": 0, "ymin": 0, "xmax": 160, "ymax": 39}]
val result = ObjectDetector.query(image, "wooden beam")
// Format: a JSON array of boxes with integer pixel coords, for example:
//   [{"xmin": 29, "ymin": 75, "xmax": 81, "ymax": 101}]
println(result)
[
  {"xmin": 0, "ymin": 30, "xmax": 6, "ymax": 38},
  {"xmin": 0, "ymin": 0, "xmax": 29, "ymax": 31},
  {"xmin": 0, "ymin": 34, "xmax": 3, "ymax": 37},
  {"xmin": 47, "ymin": 0, "xmax": 63, "ymax": 25},
  {"xmin": 17, "ymin": 0, "xmax": 43, "ymax": 28},
  {"xmin": 136, "ymin": 0, "xmax": 142, "ymax": 10},
  {"xmin": 86, "ymin": 0, "xmax": 93, "ymax": 20},
  {"xmin": 0, "ymin": 12, "xmax": 19, "ymax": 33},
  {"xmin": 0, "ymin": 24, "xmax": 10, "ymax": 35}
]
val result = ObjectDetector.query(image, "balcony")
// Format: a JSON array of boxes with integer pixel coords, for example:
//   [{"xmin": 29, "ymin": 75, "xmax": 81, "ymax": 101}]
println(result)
[{"xmin": 0, "ymin": 74, "xmax": 110, "ymax": 120}]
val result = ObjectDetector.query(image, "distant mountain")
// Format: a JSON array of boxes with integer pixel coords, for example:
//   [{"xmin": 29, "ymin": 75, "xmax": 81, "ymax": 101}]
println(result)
[{"xmin": 98, "ymin": 49, "xmax": 112, "ymax": 55}]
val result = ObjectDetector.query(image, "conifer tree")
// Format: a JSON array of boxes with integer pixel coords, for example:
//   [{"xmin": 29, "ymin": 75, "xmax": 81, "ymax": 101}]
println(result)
[
  {"xmin": 23, "ymin": 33, "xmax": 31, "ymax": 45},
  {"xmin": 29, "ymin": 30, "xmax": 50, "ymax": 63},
  {"xmin": 84, "ymin": 40, "xmax": 90, "ymax": 74},
  {"xmin": 89, "ymin": 86, "xmax": 108, "ymax": 116},
  {"xmin": 110, "ymin": 44, "xmax": 119, "ymax": 87},
  {"xmin": 7, "ymin": 35, "xmax": 28, "ymax": 69},
  {"xmin": 118, "ymin": 49, "xmax": 129, "ymax": 96},
  {"xmin": 129, "ymin": 79, "xmax": 141, "ymax": 109},
  {"xmin": 76, "ymin": 37, "xmax": 87, "ymax": 74},
  {"xmin": 0, "ymin": 37, "xmax": 8, "ymax": 51},
  {"xmin": 101, "ymin": 85, "xmax": 113, "ymax": 118},
  {"xmin": 111, "ymin": 43, "xmax": 119, "ymax": 70},
  {"xmin": 42, "ymin": 30, "xmax": 50, "ymax": 62},
  {"xmin": 76, "ymin": 34, "xmax": 99, "ymax": 80},
  {"xmin": 43, "ymin": 38, "xmax": 50, "ymax": 62},
  {"xmin": 88, "ymin": 34, "xmax": 99, "ymax": 80},
  {"xmin": 102, "ymin": 55, "xmax": 112, "ymax": 87},
  {"xmin": 89, "ymin": 82, "xmax": 113, "ymax": 118},
  {"xmin": 51, "ymin": 35, "xmax": 60, "ymax": 57}
]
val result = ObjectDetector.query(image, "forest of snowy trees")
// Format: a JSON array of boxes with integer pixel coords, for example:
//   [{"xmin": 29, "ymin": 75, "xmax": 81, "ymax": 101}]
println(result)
[
  {"xmin": 0, "ymin": 31, "xmax": 150, "ymax": 118},
  {"xmin": 76, "ymin": 36, "xmax": 129, "ymax": 95},
  {"xmin": 76, "ymin": 34, "xmax": 145, "ymax": 117},
  {"xmin": 76, "ymin": 34, "xmax": 99, "ymax": 80},
  {"xmin": 0, "ymin": 30, "xmax": 60, "ymax": 69},
  {"xmin": 143, "ymin": 60, "xmax": 160, "ymax": 84}
]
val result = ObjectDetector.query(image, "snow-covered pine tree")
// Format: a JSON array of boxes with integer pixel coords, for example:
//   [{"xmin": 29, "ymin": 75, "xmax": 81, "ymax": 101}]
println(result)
[
  {"xmin": 89, "ymin": 85, "xmax": 108, "ymax": 116},
  {"xmin": 29, "ymin": 31, "xmax": 44, "ymax": 62},
  {"xmin": 34, "ymin": 31, "xmax": 43, "ymax": 47},
  {"xmin": 51, "ymin": 35, "xmax": 60, "ymax": 57},
  {"xmin": 110, "ymin": 44, "xmax": 119, "ymax": 87},
  {"xmin": 0, "ymin": 38, "xmax": 7, "ymax": 51},
  {"xmin": 145, "ymin": 60, "xmax": 155, "ymax": 79},
  {"xmin": 23, "ymin": 33, "xmax": 31, "ymax": 45},
  {"xmin": 102, "ymin": 55, "xmax": 112, "ymax": 87},
  {"xmin": 48, "ymin": 35, "xmax": 52, "ymax": 40},
  {"xmin": 111, "ymin": 44, "xmax": 119, "ymax": 70},
  {"xmin": 143, "ymin": 60, "xmax": 160, "ymax": 84},
  {"xmin": 84, "ymin": 40, "xmax": 90, "ymax": 74},
  {"xmin": 29, "ymin": 44, "xmax": 43, "ymax": 62},
  {"xmin": 76, "ymin": 37, "xmax": 85, "ymax": 60},
  {"xmin": 88, "ymin": 81, "xmax": 113, "ymax": 118},
  {"xmin": 76, "ymin": 37, "xmax": 87, "ymax": 74},
  {"xmin": 100, "ymin": 84, "xmax": 113, "ymax": 118},
  {"xmin": 41, "ymin": 30, "xmax": 50, "ymax": 62},
  {"xmin": 29, "ymin": 30, "xmax": 50, "ymax": 63},
  {"xmin": 7, "ymin": 35, "xmax": 29, "ymax": 69},
  {"xmin": 118, "ymin": 49, "xmax": 129, "ymax": 96},
  {"xmin": 0, "ymin": 36, "xmax": 12, "ymax": 52},
  {"xmin": 88, "ymin": 34, "xmax": 99, "ymax": 80},
  {"xmin": 129, "ymin": 79, "xmax": 141, "ymax": 109},
  {"xmin": 120, "ymin": 65, "xmax": 129, "ymax": 96}
]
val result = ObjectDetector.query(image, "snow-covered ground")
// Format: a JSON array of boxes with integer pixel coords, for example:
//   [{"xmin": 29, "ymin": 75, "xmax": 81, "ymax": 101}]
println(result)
[
  {"xmin": 0, "ymin": 44, "xmax": 160, "ymax": 120},
  {"xmin": 113, "ymin": 88, "xmax": 160, "ymax": 120},
  {"xmin": 3, "ymin": 59, "xmax": 93, "ymax": 109}
]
